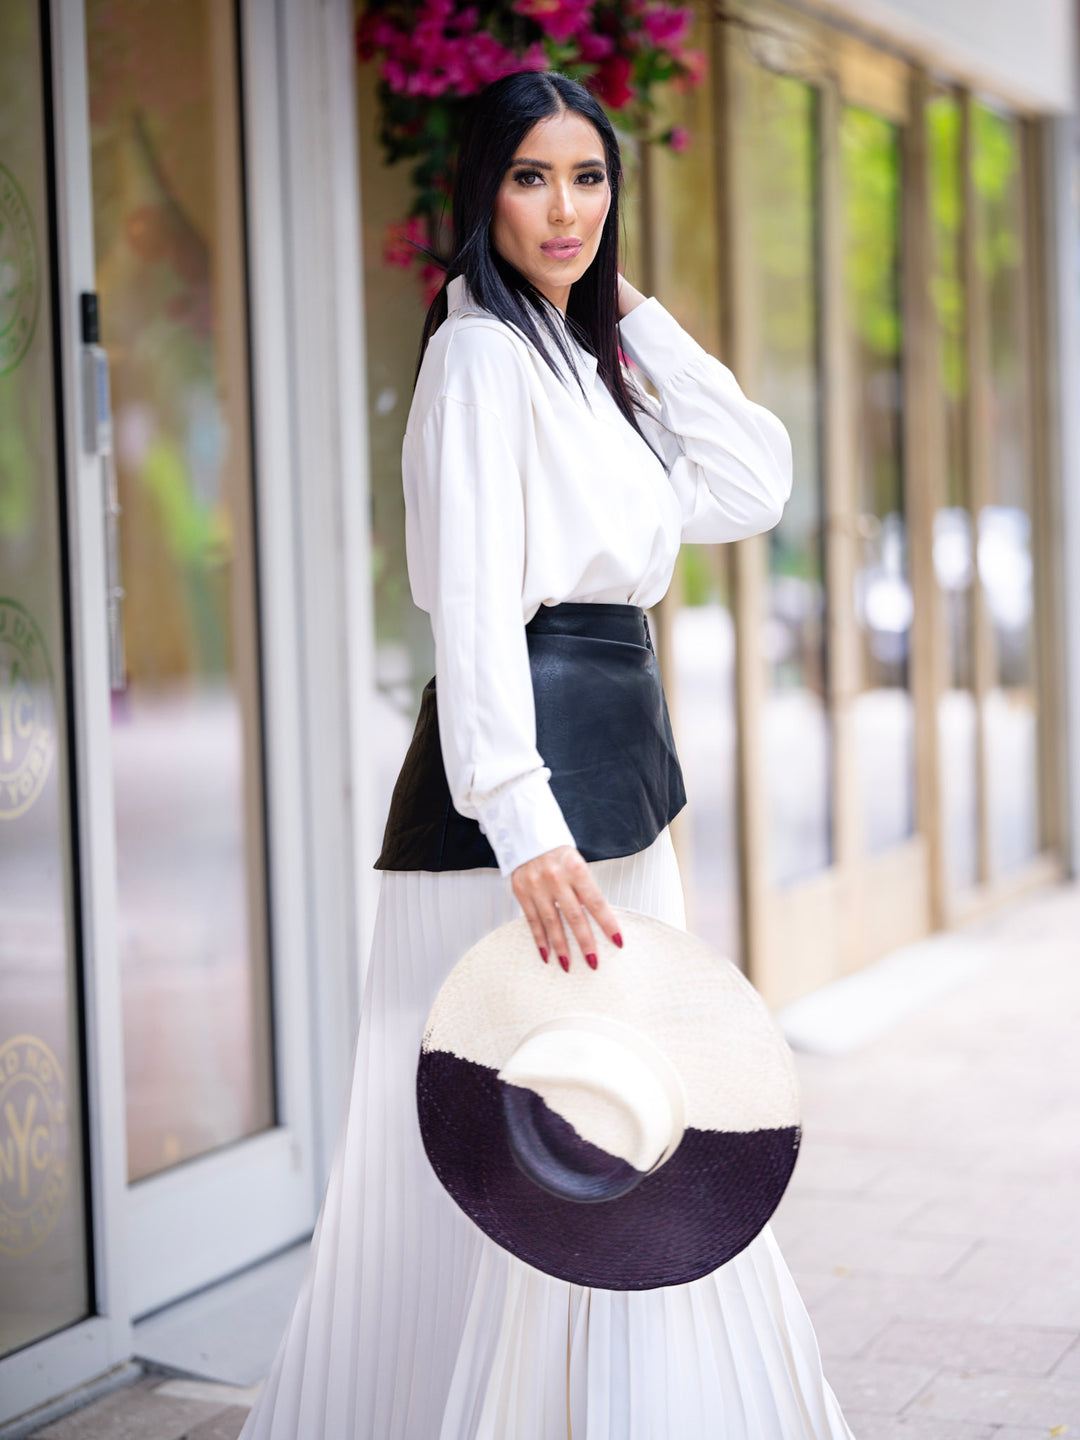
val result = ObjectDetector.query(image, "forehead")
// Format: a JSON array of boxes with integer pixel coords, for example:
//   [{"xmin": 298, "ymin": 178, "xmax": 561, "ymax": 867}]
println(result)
[{"xmin": 515, "ymin": 111, "xmax": 605, "ymax": 158}]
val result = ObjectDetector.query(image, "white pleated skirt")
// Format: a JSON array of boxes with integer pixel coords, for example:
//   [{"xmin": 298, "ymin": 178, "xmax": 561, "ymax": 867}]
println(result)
[{"xmin": 238, "ymin": 828, "xmax": 856, "ymax": 1440}]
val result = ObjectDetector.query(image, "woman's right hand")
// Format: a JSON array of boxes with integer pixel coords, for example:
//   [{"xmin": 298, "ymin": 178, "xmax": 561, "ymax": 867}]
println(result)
[{"xmin": 511, "ymin": 845, "xmax": 623, "ymax": 972}]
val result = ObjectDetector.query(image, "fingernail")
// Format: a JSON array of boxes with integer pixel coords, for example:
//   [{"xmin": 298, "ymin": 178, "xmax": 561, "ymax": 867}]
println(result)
[
  {"xmin": 586, "ymin": 952, "xmax": 598, "ymax": 970},
  {"xmin": 612, "ymin": 932, "xmax": 623, "ymax": 949},
  {"xmin": 558, "ymin": 954, "xmax": 570, "ymax": 972},
  {"xmin": 539, "ymin": 947, "xmax": 549, "ymax": 963}
]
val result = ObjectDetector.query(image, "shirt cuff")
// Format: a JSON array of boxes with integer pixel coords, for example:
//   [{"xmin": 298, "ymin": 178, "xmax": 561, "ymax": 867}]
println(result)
[
  {"xmin": 617, "ymin": 296, "xmax": 712, "ymax": 390},
  {"xmin": 474, "ymin": 767, "xmax": 577, "ymax": 877}
]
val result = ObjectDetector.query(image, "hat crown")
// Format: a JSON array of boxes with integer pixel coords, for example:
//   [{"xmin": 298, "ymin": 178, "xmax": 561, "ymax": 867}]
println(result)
[{"xmin": 497, "ymin": 1015, "xmax": 687, "ymax": 1203}]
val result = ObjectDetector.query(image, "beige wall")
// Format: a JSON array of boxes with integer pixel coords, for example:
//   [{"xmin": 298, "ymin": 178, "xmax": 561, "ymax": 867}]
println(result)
[{"xmin": 807, "ymin": 0, "xmax": 1077, "ymax": 112}]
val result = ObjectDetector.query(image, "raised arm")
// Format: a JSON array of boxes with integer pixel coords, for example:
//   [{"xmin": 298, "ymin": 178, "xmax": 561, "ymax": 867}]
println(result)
[{"xmin": 616, "ymin": 286, "xmax": 794, "ymax": 543}]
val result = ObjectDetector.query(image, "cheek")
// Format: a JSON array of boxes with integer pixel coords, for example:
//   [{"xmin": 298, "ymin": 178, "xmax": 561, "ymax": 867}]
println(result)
[
  {"xmin": 493, "ymin": 189, "xmax": 535, "ymax": 245},
  {"xmin": 588, "ymin": 190, "xmax": 612, "ymax": 237}
]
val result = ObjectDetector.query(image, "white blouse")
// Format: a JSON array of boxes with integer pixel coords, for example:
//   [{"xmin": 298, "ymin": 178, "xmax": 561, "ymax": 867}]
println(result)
[{"xmin": 401, "ymin": 272, "xmax": 793, "ymax": 878}]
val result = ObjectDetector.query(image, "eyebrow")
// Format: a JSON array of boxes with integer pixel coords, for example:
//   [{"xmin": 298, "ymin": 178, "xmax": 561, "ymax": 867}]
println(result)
[{"xmin": 509, "ymin": 157, "xmax": 606, "ymax": 170}]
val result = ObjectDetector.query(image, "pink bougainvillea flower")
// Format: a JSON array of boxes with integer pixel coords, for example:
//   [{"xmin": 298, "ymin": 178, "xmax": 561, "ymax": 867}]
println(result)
[
  {"xmin": 375, "ymin": 19, "xmax": 546, "ymax": 99},
  {"xmin": 466, "ymin": 30, "xmax": 544, "ymax": 88},
  {"xmin": 512, "ymin": 0, "xmax": 593, "ymax": 42},
  {"xmin": 358, "ymin": 11, "xmax": 404, "ymax": 59},
  {"xmin": 668, "ymin": 124, "xmax": 690, "ymax": 152},
  {"xmin": 384, "ymin": 216, "xmax": 431, "ymax": 269},
  {"xmin": 577, "ymin": 30, "xmax": 616, "ymax": 60},
  {"xmin": 639, "ymin": 4, "xmax": 692, "ymax": 47},
  {"xmin": 591, "ymin": 52, "xmax": 634, "ymax": 109},
  {"xmin": 670, "ymin": 44, "xmax": 707, "ymax": 92}
]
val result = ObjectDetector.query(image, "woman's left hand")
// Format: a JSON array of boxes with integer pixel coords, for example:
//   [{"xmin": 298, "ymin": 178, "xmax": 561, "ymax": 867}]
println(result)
[{"xmin": 511, "ymin": 844, "xmax": 623, "ymax": 973}]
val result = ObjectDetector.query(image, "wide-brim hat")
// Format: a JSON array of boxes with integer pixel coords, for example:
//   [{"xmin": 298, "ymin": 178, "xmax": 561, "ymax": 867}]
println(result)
[{"xmin": 416, "ymin": 905, "xmax": 801, "ymax": 1290}]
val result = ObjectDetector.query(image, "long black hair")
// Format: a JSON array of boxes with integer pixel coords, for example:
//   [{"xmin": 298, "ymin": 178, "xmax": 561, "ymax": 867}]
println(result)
[{"xmin": 411, "ymin": 69, "xmax": 660, "ymax": 454}]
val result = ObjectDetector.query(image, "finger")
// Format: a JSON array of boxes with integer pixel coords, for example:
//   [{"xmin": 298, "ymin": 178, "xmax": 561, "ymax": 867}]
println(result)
[
  {"xmin": 563, "ymin": 862, "xmax": 623, "ymax": 955},
  {"xmin": 581, "ymin": 885, "xmax": 623, "ymax": 950},
  {"xmin": 555, "ymin": 882, "xmax": 600, "ymax": 971},
  {"xmin": 537, "ymin": 895, "xmax": 571, "ymax": 972},
  {"xmin": 516, "ymin": 892, "xmax": 550, "ymax": 963}
]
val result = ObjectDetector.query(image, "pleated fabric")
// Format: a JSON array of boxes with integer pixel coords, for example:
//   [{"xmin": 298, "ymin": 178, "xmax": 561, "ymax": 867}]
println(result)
[{"xmin": 238, "ymin": 828, "xmax": 856, "ymax": 1440}]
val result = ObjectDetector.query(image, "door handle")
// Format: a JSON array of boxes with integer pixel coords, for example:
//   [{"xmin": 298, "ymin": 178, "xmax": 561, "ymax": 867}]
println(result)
[{"xmin": 80, "ymin": 292, "xmax": 127, "ymax": 693}]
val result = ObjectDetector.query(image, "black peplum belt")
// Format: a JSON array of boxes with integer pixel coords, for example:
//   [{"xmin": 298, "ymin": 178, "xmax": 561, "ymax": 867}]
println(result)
[{"xmin": 373, "ymin": 601, "xmax": 687, "ymax": 873}]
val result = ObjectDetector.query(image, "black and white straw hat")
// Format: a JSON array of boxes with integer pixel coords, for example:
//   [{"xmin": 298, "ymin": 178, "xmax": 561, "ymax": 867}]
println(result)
[{"xmin": 416, "ymin": 905, "xmax": 802, "ymax": 1290}]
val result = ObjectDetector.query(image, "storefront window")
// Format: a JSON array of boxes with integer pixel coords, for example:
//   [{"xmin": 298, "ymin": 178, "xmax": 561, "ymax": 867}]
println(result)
[
  {"xmin": 841, "ymin": 104, "xmax": 915, "ymax": 856},
  {"xmin": 670, "ymin": 551, "xmax": 740, "ymax": 961},
  {"xmin": 741, "ymin": 62, "xmax": 830, "ymax": 887},
  {"xmin": 356, "ymin": 70, "xmax": 437, "ymax": 828},
  {"xmin": 86, "ymin": 0, "xmax": 274, "ymax": 1181},
  {"xmin": 972, "ymin": 102, "xmax": 1040, "ymax": 876},
  {"xmin": 648, "ymin": 21, "xmax": 741, "ymax": 962},
  {"xmin": 928, "ymin": 90, "xmax": 979, "ymax": 893},
  {"xmin": 0, "ymin": 0, "xmax": 91, "ymax": 1357}
]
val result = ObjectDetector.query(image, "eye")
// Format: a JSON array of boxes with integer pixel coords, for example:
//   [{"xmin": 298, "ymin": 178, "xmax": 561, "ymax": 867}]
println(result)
[{"xmin": 510, "ymin": 168, "xmax": 608, "ymax": 187}]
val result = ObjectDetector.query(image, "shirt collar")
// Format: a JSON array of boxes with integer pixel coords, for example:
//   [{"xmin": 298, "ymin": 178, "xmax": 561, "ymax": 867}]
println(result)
[{"xmin": 445, "ymin": 273, "xmax": 599, "ymax": 389}]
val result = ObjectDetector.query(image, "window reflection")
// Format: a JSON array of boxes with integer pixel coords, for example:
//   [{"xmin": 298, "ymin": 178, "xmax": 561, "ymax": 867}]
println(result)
[
  {"xmin": 670, "ymin": 553, "xmax": 741, "ymax": 965},
  {"xmin": 841, "ymin": 105, "xmax": 915, "ymax": 856},
  {"xmin": 928, "ymin": 91, "xmax": 978, "ymax": 892},
  {"xmin": 648, "ymin": 20, "xmax": 740, "ymax": 962},
  {"xmin": 741, "ymin": 61, "xmax": 831, "ymax": 886},
  {"xmin": 0, "ymin": 0, "xmax": 90, "ymax": 1358},
  {"xmin": 86, "ymin": 0, "xmax": 274, "ymax": 1181},
  {"xmin": 972, "ymin": 103, "xmax": 1039, "ymax": 876}
]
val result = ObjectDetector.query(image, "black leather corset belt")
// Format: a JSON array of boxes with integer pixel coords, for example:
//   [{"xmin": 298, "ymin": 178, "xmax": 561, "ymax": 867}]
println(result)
[{"xmin": 373, "ymin": 601, "xmax": 687, "ymax": 873}]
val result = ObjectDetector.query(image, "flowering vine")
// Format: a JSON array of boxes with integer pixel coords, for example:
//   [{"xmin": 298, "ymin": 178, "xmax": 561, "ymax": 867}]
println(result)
[{"xmin": 356, "ymin": 0, "xmax": 705, "ymax": 298}]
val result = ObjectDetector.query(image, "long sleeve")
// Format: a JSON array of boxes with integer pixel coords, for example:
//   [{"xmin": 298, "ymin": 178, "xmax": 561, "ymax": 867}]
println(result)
[
  {"xmin": 404, "ymin": 389, "xmax": 577, "ymax": 877},
  {"xmin": 617, "ymin": 297, "xmax": 794, "ymax": 543}
]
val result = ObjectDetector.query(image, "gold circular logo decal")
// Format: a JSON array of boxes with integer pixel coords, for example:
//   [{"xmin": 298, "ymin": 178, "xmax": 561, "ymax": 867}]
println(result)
[
  {"xmin": 0, "ymin": 598, "xmax": 56, "ymax": 821},
  {"xmin": 0, "ymin": 164, "xmax": 40, "ymax": 376},
  {"xmin": 0, "ymin": 1035, "xmax": 69, "ymax": 1257}
]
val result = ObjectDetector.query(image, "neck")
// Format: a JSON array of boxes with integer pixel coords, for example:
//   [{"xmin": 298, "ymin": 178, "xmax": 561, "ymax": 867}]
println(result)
[{"xmin": 536, "ymin": 281, "xmax": 570, "ymax": 315}]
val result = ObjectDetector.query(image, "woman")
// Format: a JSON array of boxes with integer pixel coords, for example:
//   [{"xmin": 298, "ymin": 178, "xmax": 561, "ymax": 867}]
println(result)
[{"xmin": 239, "ymin": 69, "xmax": 855, "ymax": 1440}]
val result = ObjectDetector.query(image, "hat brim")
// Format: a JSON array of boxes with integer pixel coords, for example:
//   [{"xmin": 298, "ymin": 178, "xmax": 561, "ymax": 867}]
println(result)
[
  {"xmin": 418, "ymin": 1048, "xmax": 800, "ymax": 1289},
  {"xmin": 417, "ymin": 906, "xmax": 802, "ymax": 1290}
]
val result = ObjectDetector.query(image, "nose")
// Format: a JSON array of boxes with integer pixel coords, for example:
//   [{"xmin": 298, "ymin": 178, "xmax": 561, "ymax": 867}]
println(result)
[{"xmin": 549, "ymin": 179, "xmax": 577, "ymax": 225}]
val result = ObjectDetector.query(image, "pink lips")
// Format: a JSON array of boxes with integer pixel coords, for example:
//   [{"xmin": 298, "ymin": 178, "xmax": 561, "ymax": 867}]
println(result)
[{"xmin": 540, "ymin": 238, "xmax": 582, "ymax": 258}]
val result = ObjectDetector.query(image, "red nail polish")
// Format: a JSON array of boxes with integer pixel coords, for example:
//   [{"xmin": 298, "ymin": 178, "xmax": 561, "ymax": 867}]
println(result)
[
  {"xmin": 612, "ymin": 932, "xmax": 623, "ymax": 948},
  {"xmin": 558, "ymin": 954, "xmax": 570, "ymax": 972},
  {"xmin": 539, "ymin": 947, "xmax": 549, "ymax": 963},
  {"xmin": 586, "ymin": 953, "xmax": 598, "ymax": 970}
]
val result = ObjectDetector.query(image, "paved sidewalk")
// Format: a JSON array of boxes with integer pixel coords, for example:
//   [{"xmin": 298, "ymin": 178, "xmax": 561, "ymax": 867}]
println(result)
[
  {"xmin": 773, "ymin": 880, "xmax": 1080, "ymax": 1439},
  {"xmin": 10, "ymin": 882, "xmax": 1079, "ymax": 1439}
]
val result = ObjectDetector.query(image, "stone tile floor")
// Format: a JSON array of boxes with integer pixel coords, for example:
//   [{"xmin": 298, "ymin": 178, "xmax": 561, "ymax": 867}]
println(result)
[
  {"xmin": 12, "ymin": 881, "xmax": 1080, "ymax": 1439},
  {"xmin": 772, "ymin": 879, "xmax": 1080, "ymax": 1439}
]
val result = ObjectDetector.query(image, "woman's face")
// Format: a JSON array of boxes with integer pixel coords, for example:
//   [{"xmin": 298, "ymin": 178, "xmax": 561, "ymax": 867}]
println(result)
[{"xmin": 491, "ymin": 110, "xmax": 612, "ymax": 313}]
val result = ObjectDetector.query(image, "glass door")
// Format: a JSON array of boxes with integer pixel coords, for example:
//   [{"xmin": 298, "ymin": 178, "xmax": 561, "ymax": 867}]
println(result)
[
  {"xmin": 84, "ymin": 0, "xmax": 274, "ymax": 1191},
  {"xmin": 0, "ymin": 0, "xmax": 92, "ymax": 1363},
  {"xmin": 1, "ymin": 1, "xmax": 321, "ymax": 1411},
  {"xmin": 78, "ymin": 0, "xmax": 317, "ymax": 1317}
]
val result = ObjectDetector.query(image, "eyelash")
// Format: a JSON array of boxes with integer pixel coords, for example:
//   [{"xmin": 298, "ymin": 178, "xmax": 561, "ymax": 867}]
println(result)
[{"xmin": 512, "ymin": 168, "xmax": 607, "ymax": 187}]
